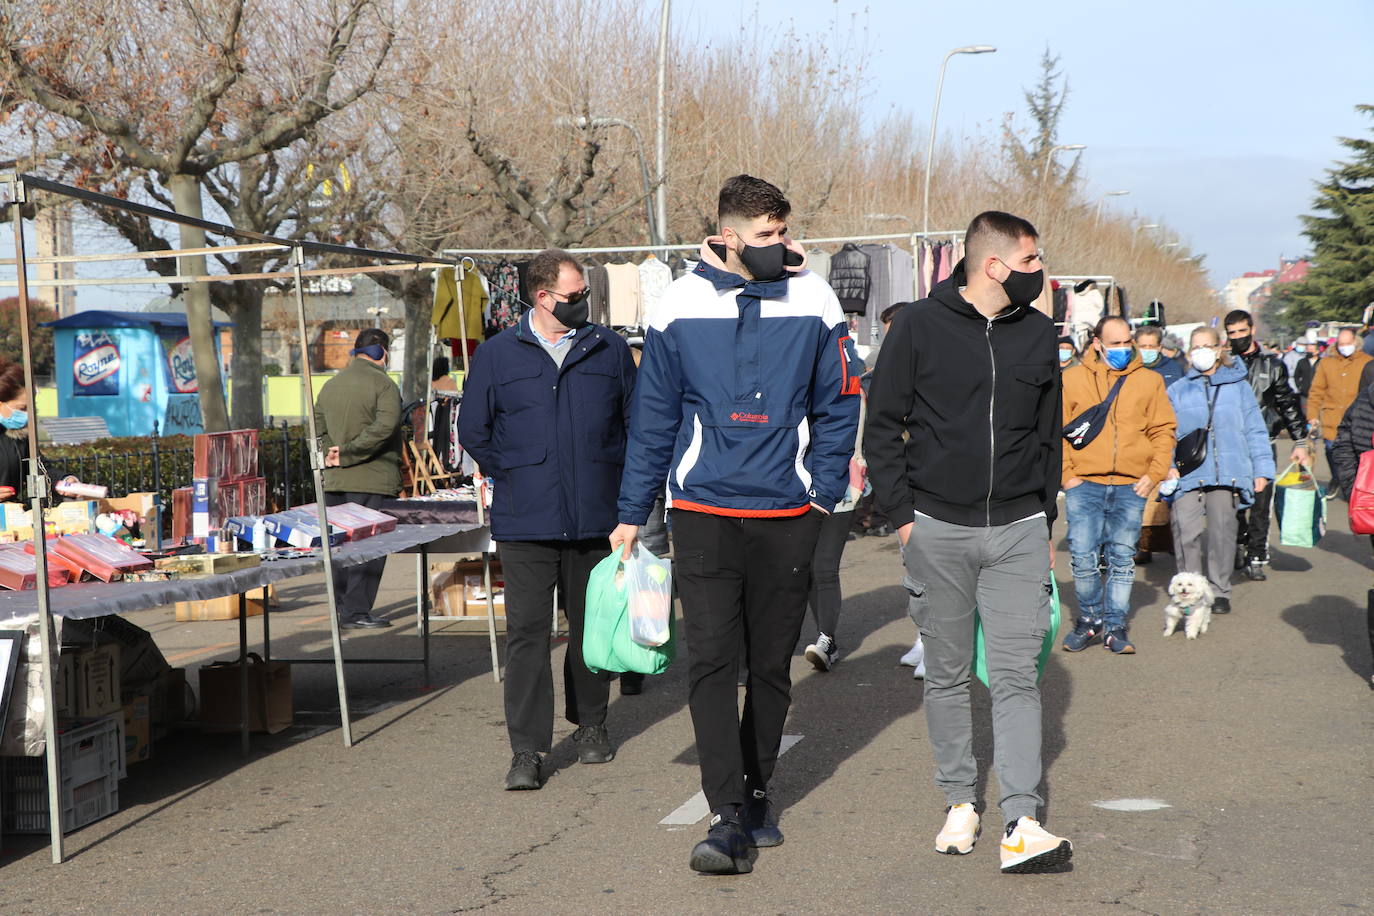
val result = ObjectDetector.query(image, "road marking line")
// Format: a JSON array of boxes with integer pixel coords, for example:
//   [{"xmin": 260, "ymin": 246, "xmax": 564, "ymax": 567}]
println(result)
[
  {"xmin": 1093, "ymin": 798, "xmax": 1172, "ymax": 812},
  {"xmin": 659, "ymin": 734, "xmax": 804, "ymax": 826}
]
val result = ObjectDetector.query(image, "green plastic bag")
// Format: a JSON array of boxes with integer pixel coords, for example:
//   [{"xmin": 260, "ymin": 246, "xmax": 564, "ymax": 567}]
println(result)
[
  {"xmin": 1273, "ymin": 463, "xmax": 1326, "ymax": 548},
  {"xmin": 582, "ymin": 551, "xmax": 676, "ymax": 675},
  {"xmin": 973, "ymin": 577, "xmax": 1060, "ymax": 687}
]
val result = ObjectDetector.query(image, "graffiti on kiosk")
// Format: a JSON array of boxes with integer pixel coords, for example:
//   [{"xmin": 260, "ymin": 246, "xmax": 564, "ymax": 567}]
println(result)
[
  {"xmin": 164, "ymin": 336, "xmax": 198, "ymax": 393},
  {"xmin": 72, "ymin": 331, "xmax": 121, "ymax": 396},
  {"xmin": 164, "ymin": 397, "xmax": 203, "ymax": 432}
]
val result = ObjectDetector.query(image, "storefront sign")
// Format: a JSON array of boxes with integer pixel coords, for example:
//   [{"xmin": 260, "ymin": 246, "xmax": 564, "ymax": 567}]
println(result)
[{"xmin": 73, "ymin": 331, "xmax": 121, "ymax": 396}]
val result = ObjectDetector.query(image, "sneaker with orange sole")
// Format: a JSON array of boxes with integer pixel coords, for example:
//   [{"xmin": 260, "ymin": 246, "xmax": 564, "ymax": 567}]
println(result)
[{"xmin": 999, "ymin": 817, "xmax": 1073, "ymax": 873}]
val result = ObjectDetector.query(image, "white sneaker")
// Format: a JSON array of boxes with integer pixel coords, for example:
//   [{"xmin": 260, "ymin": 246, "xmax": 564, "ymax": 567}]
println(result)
[
  {"xmin": 804, "ymin": 633, "xmax": 838, "ymax": 671},
  {"xmin": 999, "ymin": 817, "xmax": 1073, "ymax": 873},
  {"xmin": 935, "ymin": 803, "xmax": 980, "ymax": 855},
  {"xmin": 912, "ymin": 658, "xmax": 926, "ymax": 680},
  {"xmin": 900, "ymin": 638, "xmax": 925, "ymax": 668}
]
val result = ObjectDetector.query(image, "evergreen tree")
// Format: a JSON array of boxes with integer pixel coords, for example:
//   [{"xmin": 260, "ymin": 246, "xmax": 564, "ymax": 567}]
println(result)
[
  {"xmin": 1272, "ymin": 105, "xmax": 1374, "ymax": 325},
  {"xmin": 1001, "ymin": 47, "xmax": 1081, "ymax": 188}
]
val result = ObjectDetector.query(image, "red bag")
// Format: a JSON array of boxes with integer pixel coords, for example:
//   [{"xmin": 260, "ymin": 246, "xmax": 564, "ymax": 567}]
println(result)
[{"xmin": 1348, "ymin": 434, "xmax": 1374, "ymax": 535}]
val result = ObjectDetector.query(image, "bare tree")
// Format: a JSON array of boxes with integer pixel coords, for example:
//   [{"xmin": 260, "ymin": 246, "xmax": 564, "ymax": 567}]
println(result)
[{"xmin": 0, "ymin": 0, "xmax": 394, "ymax": 430}]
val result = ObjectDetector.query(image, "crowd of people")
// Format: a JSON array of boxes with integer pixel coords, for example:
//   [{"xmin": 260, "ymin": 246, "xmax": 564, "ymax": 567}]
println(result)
[{"xmin": 450, "ymin": 175, "xmax": 1370, "ymax": 877}]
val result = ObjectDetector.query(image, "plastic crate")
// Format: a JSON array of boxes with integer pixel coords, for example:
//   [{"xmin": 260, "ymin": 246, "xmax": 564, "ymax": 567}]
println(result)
[{"xmin": 1, "ymin": 716, "xmax": 121, "ymax": 835}]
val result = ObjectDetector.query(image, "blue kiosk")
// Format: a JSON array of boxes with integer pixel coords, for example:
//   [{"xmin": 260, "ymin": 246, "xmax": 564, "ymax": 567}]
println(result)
[{"xmin": 42, "ymin": 311, "xmax": 231, "ymax": 437}]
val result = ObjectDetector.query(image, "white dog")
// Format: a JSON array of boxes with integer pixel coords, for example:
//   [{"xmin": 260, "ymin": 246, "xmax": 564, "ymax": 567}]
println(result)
[{"xmin": 1164, "ymin": 572, "xmax": 1214, "ymax": 639}]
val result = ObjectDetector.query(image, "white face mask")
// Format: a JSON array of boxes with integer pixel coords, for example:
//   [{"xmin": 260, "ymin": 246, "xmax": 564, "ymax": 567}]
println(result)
[
  {"xmin": 1189, "ymin": 347, "xmax": 1218, "ymax": 372},
  {"xmin": 1338, "ymin": 343, "xmax": 1357, "ymax": 357}
]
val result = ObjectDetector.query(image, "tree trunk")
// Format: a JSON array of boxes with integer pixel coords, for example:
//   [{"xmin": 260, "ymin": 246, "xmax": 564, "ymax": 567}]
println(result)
[
  {"xmin": 168, "ymin": 174, "xmax": 231, "ymax": 432},
  {"xmin": 400, "ymin": 276, "xmax": 433, "ymax": 406},
  {"xmin": 225, "ymin": 285, "xmax": 265, "ymax": 429}
]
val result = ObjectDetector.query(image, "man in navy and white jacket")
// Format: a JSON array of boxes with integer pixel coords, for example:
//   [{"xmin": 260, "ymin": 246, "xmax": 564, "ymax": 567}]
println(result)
[{"xmin": 612, "ymin": 176, "xmax": 860, "ymax": 875}]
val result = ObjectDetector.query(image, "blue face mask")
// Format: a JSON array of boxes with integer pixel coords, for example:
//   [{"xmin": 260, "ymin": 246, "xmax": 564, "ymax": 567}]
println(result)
[
  {"xmin": 1139, "ymin": 348, "xmax": 1160, "ymax": 366},
  {"xmin": 1058, "ymin": 349, "xmax": 1073, "ymax": 364},
  {"xmin": 1104, "ymin": 346, "xmax": 1133, "ymax": 371},
  {"xmin": 0, "ymin": 409, "xmax": 28, "ymax": 430}
]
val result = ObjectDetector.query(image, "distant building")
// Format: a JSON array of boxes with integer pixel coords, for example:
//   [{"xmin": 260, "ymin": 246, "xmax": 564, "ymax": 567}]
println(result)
[
  {"xmin": 33, "ymin": 203, "xmax": 76, "ymax": 317},
  {"xmin": 1222, "ymin": 270, "xmax": 1276, "ymax": 314}
]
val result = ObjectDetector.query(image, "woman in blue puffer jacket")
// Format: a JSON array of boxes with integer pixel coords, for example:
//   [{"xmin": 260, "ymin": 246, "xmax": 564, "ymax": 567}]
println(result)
[{"xmin": 1166, "ymin": 325, "xmax": 1276, "ymax": 614}]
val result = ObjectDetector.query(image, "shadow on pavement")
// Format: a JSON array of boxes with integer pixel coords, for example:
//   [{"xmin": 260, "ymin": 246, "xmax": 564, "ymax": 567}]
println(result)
[{"xmin": 1281, "ymin": 593, "xmax": 1373, "ymax": 685}]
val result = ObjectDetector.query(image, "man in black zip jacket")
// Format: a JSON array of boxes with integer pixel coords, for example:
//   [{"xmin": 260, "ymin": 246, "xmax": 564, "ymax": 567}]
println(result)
[
  {"xmin": 1222, "ymin": 310, "xmax": 1312, "ymax": 580},
  {"xmin": 866, "ymin": 211, "xmax": 1072, "ymax": 874}
]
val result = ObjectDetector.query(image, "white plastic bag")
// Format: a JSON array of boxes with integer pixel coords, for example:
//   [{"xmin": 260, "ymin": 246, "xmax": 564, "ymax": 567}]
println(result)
[{"xmin": 624, "ymin": 548, "xmax": 673, "ymax": 647}]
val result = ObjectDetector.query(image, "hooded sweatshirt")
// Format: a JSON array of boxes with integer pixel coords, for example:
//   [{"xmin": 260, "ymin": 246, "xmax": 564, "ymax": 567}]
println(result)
[
  {"xmin": 1061, "ymin": 347, "xmax": 1176, "ymax": 486},
  {"xmin": 865, "ymin": 259, "xmax": 1061, "ymax": 533},
  {"xmin": 617, "ymin": 237, "xmax": 861, "ymax": 523}
]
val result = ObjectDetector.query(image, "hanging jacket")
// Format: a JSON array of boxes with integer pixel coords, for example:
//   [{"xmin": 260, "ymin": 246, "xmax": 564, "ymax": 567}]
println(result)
[
  {"xmin": 1167, "ymin": 363, "xmax": 1276, "ymax": 509},
  {"xmin": 866, "ymin": 259, "xmax": 1062, "ymax": 534},
  {"xmin": 459, "ymin": 311, "xmax": 636, "ymax": 541},
  {"xmin": 617, "ymin": 237, "xmax": 861, "ymax": 524},
  {"xmin": 1061, "ymin": 348, "xmax": 1175, "ymax": 486},
  {"xmin": 1236, "ymin": 346, "xmax": 1306, "ymax": 441},
  {"xmin": 431, "ymin": 266, "xmax": 487, "ymax": 343},
  {"xmin": 828, "ymin": 243, "xmax": 870, "ymax": 314},
  {"xmin": 1331, "ymin": 383, "xmax": 1374, "ymax": 499}
]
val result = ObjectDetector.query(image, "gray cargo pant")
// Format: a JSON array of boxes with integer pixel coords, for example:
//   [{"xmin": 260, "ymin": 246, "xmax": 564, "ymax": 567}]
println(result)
[{"xmin": 903, "ymin": 513, "xmax": 1053, "ymax": 824}]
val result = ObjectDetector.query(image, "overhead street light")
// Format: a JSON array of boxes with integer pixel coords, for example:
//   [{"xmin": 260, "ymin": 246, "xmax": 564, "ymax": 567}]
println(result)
[
  {"xmin": 1041, "ymin": 143, "xmax": 1086, "ymax": 187},
  {"xmin": 922, "ymin": 45, "xmax": 996, "ymax": 233},
  {"xmin": 1094, "ymin": 189, "xmax": 1130, "ymax": 225},
  {"xmin": 554, "ymin": 115, "xmax": 660, "ymax": 248}
]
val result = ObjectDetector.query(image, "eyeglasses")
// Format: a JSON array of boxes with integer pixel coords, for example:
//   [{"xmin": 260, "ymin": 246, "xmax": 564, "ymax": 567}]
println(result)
[{"xmin": 543, "ymin": 287, "xmax": 591, "ymax": 305}]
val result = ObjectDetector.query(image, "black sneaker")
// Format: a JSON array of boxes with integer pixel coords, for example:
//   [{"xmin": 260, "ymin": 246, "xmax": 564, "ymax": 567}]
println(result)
[
  {"xmin": 341, "ymin": 613, "xmax": 390, "ymax": 629},
  {"xmin": 504, "ymin": 751, "xmax": 542, "ymax": 790},
  {"xmin": 1243, "ymin": 562, "xmax": 1267, "ymax": 581},
  {"xmin": 572, "ymin": 724, "xmax": 615, "ymax": 764},
  {"xmin": 689, "ymin": 812, "xmax": 753, "ymax": 874},
  {"xmin": 742, "ymin": 789, "xmax": 783, "ymax": 847},
  {"xmin": 1212, "ymin": 597, "xmax": 1232, "ymax": 615}
]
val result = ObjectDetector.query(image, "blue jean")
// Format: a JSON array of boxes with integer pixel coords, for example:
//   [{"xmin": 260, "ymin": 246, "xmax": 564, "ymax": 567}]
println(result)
[{"xmin": 1064, "ymin": 481, "xmax": 1147, "ymax": 630}]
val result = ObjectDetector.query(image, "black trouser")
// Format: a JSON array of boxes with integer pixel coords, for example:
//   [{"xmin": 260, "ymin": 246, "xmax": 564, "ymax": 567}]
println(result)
[
  {"xmin": 1236, "ymin": 443, "xmax": 1277, "ymax": 562},
  {"xmin": 671, "ymin": 508, "xmax": 823, "ymax": 812},
  {"xmin": 808, "ymin": 509, "xmax": 854, "ymax": 639},
  {"xmin": 852, "ymin": 491, "xmax": 887, "ymax": 533},
  {"xmin": 326, "ymin": 491, "xmax": 388, "ymax": 619},
  {"xmin": 498, "ymin": 539, "xmax": 612, "ymax": 753}
]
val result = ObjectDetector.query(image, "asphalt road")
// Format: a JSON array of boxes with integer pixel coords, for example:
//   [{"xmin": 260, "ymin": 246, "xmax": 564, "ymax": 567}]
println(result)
[{"xmin": 2, "ymin": 485, "xmax": 1371, "ymax": 914}]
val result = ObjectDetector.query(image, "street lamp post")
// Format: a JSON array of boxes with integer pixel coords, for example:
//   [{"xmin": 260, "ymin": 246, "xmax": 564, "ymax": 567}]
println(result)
[
  {"xmin": 922, "ymin": 45, "xmax": 995, "ymax": 234},
  {"xmin": 654, "ymin": 0, "xmax": 671, "ymax": 253},
  {"xmin": 555, "ymin": 115, "xmax": 657, "ymax": 247},
  {"xmin": 1041, "ymin": 143, "xmax": 1086, "ymax": 187},
  {"xmin": 1094, "ymin": 189, "xmax": 1130, "ymax": 225},
  {"xmin": 1132, "ymin": 223, "xmax": 1160, "ymax": 249}
]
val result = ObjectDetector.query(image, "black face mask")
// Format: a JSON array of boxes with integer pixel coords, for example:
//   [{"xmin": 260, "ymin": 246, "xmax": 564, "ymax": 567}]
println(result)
[
  {"xmin": 997, "ymin": 260, "xmax": 1045, "ymax": 309},
  {"xmin": 733, "ymin": 241, "xmax": 803, "ymax": 282},
  {"xmin": 1229, "ymin": 335, "xmax": 1252, "ymax": 356},
  {"xmin": 550, "ymin": 293, "xmax": 590, "ymax": 330}
]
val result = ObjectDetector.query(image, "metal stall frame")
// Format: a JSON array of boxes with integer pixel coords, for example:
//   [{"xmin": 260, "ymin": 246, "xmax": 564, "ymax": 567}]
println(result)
[
  {"xmin": 0, "ymin": 173, "xmax": 498, "ymax": 862},
  {"xmin": 1052, "ymin": 274, "xmax": 1119, "ymax": 347}
]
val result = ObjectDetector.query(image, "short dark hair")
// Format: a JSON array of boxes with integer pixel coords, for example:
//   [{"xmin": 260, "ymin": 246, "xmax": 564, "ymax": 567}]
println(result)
[
  {"xmin": 1224, "ymin": 309, "xmax": 1253, "ymax": 329},
  {"xmin": 1093, "ymin": 315, "xmax": 1130, "ymax": 340},
  {"xmin": 718, "ymin": 174, "xmax": 790, "ymax": 227},
  {"xmin": 1135, "ymin": 326, "xmax": 1164, "ymax": 345},
  {"xmin": 527, "ymin": 247, "xmax": 583, "ymax": 296},
  {"xmin": 965, "ymin": 210, "xmax": 1038, "ymax": 265},
  {"xmin": 880, "ymin": 302, "xmax": 911, "ymax": 325},
  {"xmin": 354, "ymin": 328, "xmax": 389, "ymax": 351},
  {"xmin": 0, "ymin": 358, "xmax": 24, "ymax": 403},
  {"xmin": 432, "ymin": 356, "xmax": 451, "ymax": 381}
]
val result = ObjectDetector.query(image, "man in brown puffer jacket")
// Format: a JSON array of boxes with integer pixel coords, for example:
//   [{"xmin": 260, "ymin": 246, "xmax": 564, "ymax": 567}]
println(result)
[{"xmin": 1060, "ymin": 316, "xmax": 1177, "ymax": 655}]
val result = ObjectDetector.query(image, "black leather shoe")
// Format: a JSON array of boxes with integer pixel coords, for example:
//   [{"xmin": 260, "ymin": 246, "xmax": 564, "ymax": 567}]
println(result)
[
  {"xmin": 619, "ymin": 673, "xmax": 644, "ymax": 696},
  {"xmin": 689, "ymin": 813, "xmax": 753, "ymax": 874},
  {"xmin": 504, "ymin": 751, "xmax": 542, "ymax": 790},
  {"xmin": 742, "ymin": 789, "xmax": 783, "ymax": 847},
  {"xmin": 1212, "ymin": 597, "xmax": 1232, "ymax": 615},
  {"xmin": 341, "ymin": 613, "xmax": 390, "ymax": 629},
  {"xmin": 572, "ymin": 724, "xmax": 615, "ymax": 764}
]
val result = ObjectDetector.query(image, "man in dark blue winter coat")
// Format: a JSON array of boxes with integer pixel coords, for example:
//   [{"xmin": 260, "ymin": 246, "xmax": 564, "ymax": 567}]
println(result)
[{"xmin": 459, "ymin": 248, "xmax": 636, "ymax": 792}]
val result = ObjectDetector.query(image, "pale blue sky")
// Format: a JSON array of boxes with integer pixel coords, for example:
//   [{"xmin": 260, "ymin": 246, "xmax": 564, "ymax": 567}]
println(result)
[{"xmin": 677, "ymin": 0, "xmax": 1374, "ymax": 286}]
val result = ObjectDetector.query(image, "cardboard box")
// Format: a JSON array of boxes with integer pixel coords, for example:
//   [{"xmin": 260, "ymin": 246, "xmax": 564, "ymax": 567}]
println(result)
[
  {"xmin": 429, "ymin": 560, "xmax": 507, "ymax": 629},
  {"xmin": 174, "ymin": 586, "xmax": 272, "ymax": 621},
  {"xmin": 198, "ymin": 655, "xmax": 291, "ymax": 734},
  {"xmin": 101, "ymin": 492, "xmax": 159, "ymax": 541},
  {"xmin": 77, "ymin": 644, "xmax": 122, "ymax": 717},
  {"xmin": 121, "ymin": 695, "xmax": 151, "ymax": 765}
]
